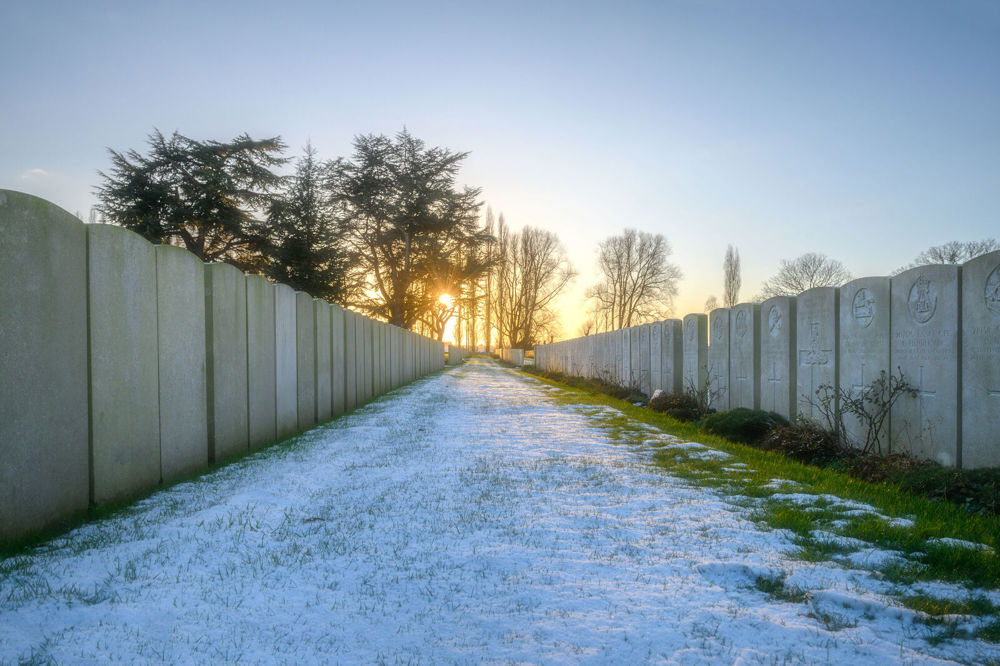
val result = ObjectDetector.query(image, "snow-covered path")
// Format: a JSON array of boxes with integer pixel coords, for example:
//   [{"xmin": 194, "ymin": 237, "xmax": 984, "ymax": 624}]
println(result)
[{"xmin": 1, "ymin": 359, "xmax": 995, "ymax": 664}]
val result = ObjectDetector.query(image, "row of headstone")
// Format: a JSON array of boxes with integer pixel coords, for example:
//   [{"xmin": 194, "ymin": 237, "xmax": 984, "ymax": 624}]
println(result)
[
  {"xmin": 499, "ymin": 348, "xmax": 525, "ymax": 366},
  {"xmin": 0, "ymin": 190, "xmax": 445, "ymax": 542},
  {"xmin": 446, "ymin": 345, "xmax": 470, "ymax": 365},
  {"xmin": 535, "ymin": 253, "xmax": 1000, "ymax": 470}
]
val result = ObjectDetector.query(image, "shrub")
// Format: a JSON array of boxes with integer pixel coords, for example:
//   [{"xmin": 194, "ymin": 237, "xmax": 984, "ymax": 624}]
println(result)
[
  {"xmin": 763, "ymin": 423, "xmax": 848, "ymax": 466},
  {"xmin": 702, "ymin": 408, "xmax": 788, "ymax": 445},
  {"xmin": 648, "ymin": 392, "xmax": 704, "ymax": 422}
]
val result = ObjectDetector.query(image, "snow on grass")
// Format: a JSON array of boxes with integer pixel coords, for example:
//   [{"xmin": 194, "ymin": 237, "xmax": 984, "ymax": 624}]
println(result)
[{"xmin": 1, "ymin": 359, "xmax": 998, "ymax": 663}]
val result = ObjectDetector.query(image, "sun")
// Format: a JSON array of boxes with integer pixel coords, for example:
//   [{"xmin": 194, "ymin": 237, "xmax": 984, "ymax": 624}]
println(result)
[{"xmin": 439, "ymin": 293, "xmax": 453, "ymax": 308}]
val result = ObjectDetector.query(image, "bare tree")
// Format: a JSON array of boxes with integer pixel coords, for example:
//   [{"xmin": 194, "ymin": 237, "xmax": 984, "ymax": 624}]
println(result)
[
  {"xmin": 704, "ymin": 295, "xmax": 718, "ymax": 312},
  {"xmin": 587, "ymin": 228, "xmax": 682, "ymax": 330},
  {"xmin": 894, "ymin": 238, "xmax": 999, "ymax": 273},
  {"xmin": 723, "ymin": 244, "xmax": 741, "ymax": 307},
  {"xmin": 757, "ymin": 252, "xmax": 852, "ymax": 300},
  {"xmin": 490, "ymin": 217, "xmax": 575, "ymax": 348},
  {"xmin": 579, "ymin": 318, "xmax": 596, "ymax": 337}
]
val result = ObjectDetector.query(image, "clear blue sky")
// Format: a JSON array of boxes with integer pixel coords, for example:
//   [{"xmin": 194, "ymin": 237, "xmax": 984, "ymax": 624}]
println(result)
[{"xmin": 3, "ymin": 0, "xmax": 998, "ymax": 335}]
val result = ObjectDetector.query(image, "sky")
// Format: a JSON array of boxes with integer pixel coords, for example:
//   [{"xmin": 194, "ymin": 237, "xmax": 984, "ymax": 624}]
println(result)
[{"xmin": 3, "ymin": 0, "xmax": 999, "ymax": 339}]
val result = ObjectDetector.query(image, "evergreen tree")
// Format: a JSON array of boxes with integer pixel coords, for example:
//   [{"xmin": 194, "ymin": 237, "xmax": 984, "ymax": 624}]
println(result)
[
  {"xmin": 96, "ymin": 129, "xmax": 287, "ymax": 271},
  {"xmin": 328, "ymin": 129, "xmax": 490, "ymax": 329},
  {"xmin": 267, "ymin": 143, "xmax": 346, "ymax": 302}
]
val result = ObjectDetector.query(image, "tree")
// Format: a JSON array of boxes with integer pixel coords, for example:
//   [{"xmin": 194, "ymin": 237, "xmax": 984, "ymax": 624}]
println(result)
[
  {"xmin": 704, "ymin": 295, "xmax": 718, "ymax": 312},
  {"xmin": 757, "ymin": 252, "xmax": 852, "ymax": 300},
  {"xmin": 267, "ymin": 143, "xmax": 346, "ymax": 303},
  {"xmin": 723, "ymin": 244, "xmax": 741, "ymax": 307},
  {"xmin": 894, "ymin": 238, "xmax": 999, "ymax": 273},
  {"xmin": 491, "ymin": 217, "xmax": 575, "ymax": 348},
  {"xmin": 96, "ymin": 129, "xmax": 287, "ymax": 270},
  {"xmin": 328, "ymin": 130, "xmax": 490, "ymax": 330},
  {"xmin": 587, "ymin": 228, "xmax": 682, "ymax": 330}
]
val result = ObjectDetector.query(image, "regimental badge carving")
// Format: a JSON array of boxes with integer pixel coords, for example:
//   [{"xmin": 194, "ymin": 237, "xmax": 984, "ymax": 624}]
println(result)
[
  {"xmin": 986, "ymin": 265, "xmax": 1000, "ymax": 316},
  {"xmin": 686, "ymin": 319, "xmax": 695, "ymax": 342},
  {"xmin": 713, "ymin": 316, "xmax": 725, "ymax": 343},
  {"xmin": 852, "ymin": 288, "xmax": 875, "ymax": 328},
  {"xmin": 768, "ymin": 305, "xmax": 782, "ymax": 337},
  {"xmin": 735, "ymin": 310, "xmax": 748, "ymax": 338},
  {"xmin": 908, "ymin": 275, "xmax": 937, "ymax": 324}
]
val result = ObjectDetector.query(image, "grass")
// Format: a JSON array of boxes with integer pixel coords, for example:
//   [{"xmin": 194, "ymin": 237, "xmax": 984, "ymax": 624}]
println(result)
[{"xmin": 517, "ymin": 367, "xmax": 1000, "ymax": 594}]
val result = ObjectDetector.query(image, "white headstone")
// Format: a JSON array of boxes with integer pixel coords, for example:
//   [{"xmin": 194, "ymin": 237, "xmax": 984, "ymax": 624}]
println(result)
[
  {"xmin": 795, "ymin": 287, "xmax": 839, "ymax": 423},
  {"xmin": 0, "ymin": 191, "xmax": 89, "ymax": 540},
  {"xmin": 274, "ymin": 284, "xmax": 298, "ymax": 437},
  {"xmin": 658, "ymin": 319, "xmax": 683, "ymax": 394},
  {"xmin": 760, "ymin": 296, "xmax": 797, "ymax": 420},
  {"xmin": 343, "ymin": 309, "xmax": 358, "ymax": 411},
  {"xmin": 961, "ymin": 251, "xmax": 1000, "ymax": 469},
  {"xmin": 87, "ymin": 225, "xmax": 161, "ymax": 503},
  {"xmin": 205, "ymin": 263, "xmax": 249, "ymax": 462},
  {"xmin": 330, "ymin": 304, "xmax": 346, "ymax": 416},
  {"xmin": 246, "ymin": 275, "xmax": 276, "ymax": 449},
  {"xmin": 729, "ymin": 303, "xmax": 760, "ymax": 410},
  {"xmin": 708, "ymin": 308, "xmax": 731, "ymax": 411},
  {"xmin": 839, "ymin": 277, "xmax": 890, "ymax": 450},
  {"xmin": 682, "ymin": 313, "xmax": 708, "ymax": 398},
  {"xmin": 890, "ymin": 266, "xmax": 960, "ymax": 465},
  {"xmin": 155, "ymin": 245, "xmax": 208, "ymax": 483},
  {"xmin": 649, "ymin": 323, "xmax": 662, "ymax": 393},
  {"xmin": 639, "ymin": 324, "xmax": 652, "ymax": 395},
  {"xmin": 314, "ymin": 299, "xmax": 332, "ymax": 423}
]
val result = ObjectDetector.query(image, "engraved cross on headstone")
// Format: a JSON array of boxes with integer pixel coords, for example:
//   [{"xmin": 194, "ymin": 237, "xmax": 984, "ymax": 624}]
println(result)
[
  {"xmin": 915, "ymin": 365, "xmax": 937, "ymax": 432},
  {"xmin": 851, "ymin": 362, "xmax": 868, "ymax": 397},
  {"xmin": 798, "ymin": 322, "xmax": 833, "ymax": 415},
  {"xmin": 767, "ymin": 359, "xmax": 782, "ymax": 410},
  {"xmin": 734, "ymin": 357, "xmax": 749, "ymax": 406}
]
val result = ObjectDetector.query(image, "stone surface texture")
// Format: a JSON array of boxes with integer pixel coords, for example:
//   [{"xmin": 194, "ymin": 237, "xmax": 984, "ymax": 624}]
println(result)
[
  {"xmin": 0, "ymin": 191, "xmax": 89, "ymax": 540},
  {"xmin": 795, "ymin": 287, "xmax": 838, "ymax": 422},
  {"xmin": 962, "ymin": 251, "xmax": 1000, "ymax": 468},
  {"xmin": 155, "ymin": 245, "xmax": 208, "ymax": 483},
  {"xmin": 890, "ymin": 265, "xmax": 960, "ymax": 466},
  {"xmin": 204, "ymin": 263, "xmax": 249, "ymax": 463},
  {"xmin": 87, "ymin": 225, "xmax": 161, "ymax": 504},
  {"xmin": 760, "ymin": 297, "xmax": 797, "ymax": 420}
]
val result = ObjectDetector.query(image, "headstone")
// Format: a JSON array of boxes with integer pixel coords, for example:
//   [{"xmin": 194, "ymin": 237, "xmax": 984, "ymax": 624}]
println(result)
[
  {"xmin": 657, "ymin": 319, "xmax": 683, "ymax": 394},
  {"xmin": 204, "ymin": 263, "xmax": 248, "ymax": 463},
  {"xmin": 245, "ymin": 275, "xmax": 276, "ymax": 449},
  {"xmin": 795, "ymin": 287, "xmax": 839, "ymax": 423},
  {"xmin": 708, "ymin": 308, "xmax": 731, "ymax": 411},
  {"xmin": 360, "ymin": 316, "xmax": 373, "ymax": 401},
  {"xmin": 629, "ymin": 327, "xmax": 642, "ymax": 388},
  {"xmin": 295, "ymin": 293, "xmax": 316, "ymax": 429},
  {"xmin": 155, "ymin": 245, "xmax": 209, "ymax": 483},
  {"xmin": 760, "ymin": 296, "xmax": 797, "ymax": 420},
  {"xmin": 890, "ymin": 265, "xmax": 960, "ymax": 465},
  {"xmin": 87, "ymin": 225, "xmax": 161, "ymax": 503},
  {"xmin": 639, "ymin": 324, "xmax": 652, "ymax": 395},
  {"xmin": 962, "ymin": 250, "xmax": 1000, "ymax": 468},
  {"xmin": 729, "ymin": 303, "xmax": 760, "ymax": 410},
  {"xmin": 682, "ymin": 313, "xmax": 708, "ymax": 399},
  {"xmin": 649, "ymin": 323, "xmax": 662, "ymax": 392},
  {"xmin": 314, "ymin": 299, "xmax": 332, "ymax": 423},
  {"xmin": 274, "ymin": 284, "xmax": 298, "ymax": 437},
  {"xmin": 343, "ymin": 309, "xmax": 358, "ymax": 411},
  {"xmin": 330, "ymin": 304, "xmax": 346, "ymax": 416},
  {"xmin": 0, "ymin": 191, "xmax": 89, "ymax": 540},
  {"xmin": 389, "ymin": 325, "xmax": 401, "ymax": 388},
  {"xmin": 839, "ymin": 277, "xmax": 890, "ymax": 450}
]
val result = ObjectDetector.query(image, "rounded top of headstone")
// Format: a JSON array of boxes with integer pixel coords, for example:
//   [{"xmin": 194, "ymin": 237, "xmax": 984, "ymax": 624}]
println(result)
[
  {"xmin": 0, "ymin": 189, "xmax": 85, "ymax": 235},
  {"xmin": 961, "ymin": 250, "xmax": 1000, "ymax": 318},
  {"xmin": 798, "ymin": 286, "xmax": 838, "ymax": 300}
]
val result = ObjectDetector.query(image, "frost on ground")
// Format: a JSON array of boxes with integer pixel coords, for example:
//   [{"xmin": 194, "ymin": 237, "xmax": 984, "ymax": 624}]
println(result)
[{"xmin": 1, "ymin": 359, "xmax": 998, "ymax": 664}]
